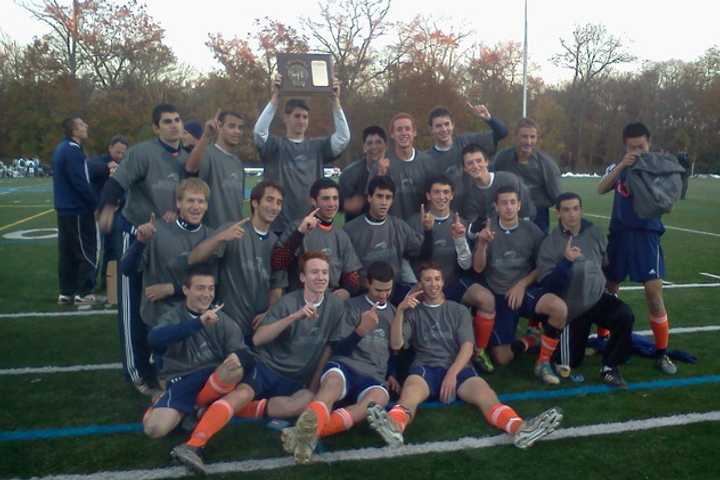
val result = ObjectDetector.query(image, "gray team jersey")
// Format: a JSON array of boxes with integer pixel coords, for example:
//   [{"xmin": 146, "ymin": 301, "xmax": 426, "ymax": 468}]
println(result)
[
  {"xmin": 154, "ymin": 305, "xmax": 250, "ymax": 381},
  {"xmin": 199, "ymin": 143, "xmax": 245, "ymax": 229},
  {"xmin": 453, "ymin": 171, "xmax": 536, "ymax": 223},
  {"xmin": 256, "ymin": 290, "xmax": 348, "ymax": 384},
  {"xmin": 537, "ymin": 220, "xmax": 607, "ymax": 320},
  {"xmin": 339, "ymin": 157, "xmax": 371, "ymax": 202},
  {"xmin": 282, "ymin": 220, "xmax": 362, "ymax": 290},
  {"xmin": 344, "ymin": 215, "xmax": 424, "ymax": 283},
  {"xmin": 483, "ymin": 217, "xmax": 545, "ymax": 295},
  {"xmin": 493, "ymin": 148, "xmax": 561, "ymax": 209},
  {"xmin": 216, "ymin": 228, "xmax": 288, "ymax": 336},
  {"xmin": 140, "ymin": 220, "xmax": 214, "ymax": 327},
  {"xmin": 258, "ymin": 135, "xmax": 335, "ymax": 233},
  {"xmin": 402, "ymin": 301, "xmax": 474, "ymax": 369},
  {"xmin": 332, "ymin": 295, "xmax": 396, "ymax": 383},
  {"xmin": 426, "ymin": 132, "xmax": 497, "ymax": 177},
  {"xmin": 407, "ymin": 212, "xmax": 467, "ymax": 286},
  {"xmin": 380, "ymin": 148, "xmax": 433, "ymax": 220},
  {"xmin": 112, "ymin": 138, "xmax": 188, "ymax": 227}
]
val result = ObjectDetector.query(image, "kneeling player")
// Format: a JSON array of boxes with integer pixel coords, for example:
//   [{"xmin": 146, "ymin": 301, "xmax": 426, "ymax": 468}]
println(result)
[
  {"xmin": 282, "ymin": 261, "xmax": 397, "ymax": 463},
  {"xmin": 367, "ymin": 262, "xmax": 563, "ymax": 449},
  {"xmin": 143, "ymin": 266, "xmax": 254, "ymax": 439}
]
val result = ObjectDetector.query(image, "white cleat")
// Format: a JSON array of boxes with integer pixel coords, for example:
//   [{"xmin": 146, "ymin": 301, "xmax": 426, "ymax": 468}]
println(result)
[
  {"xmin": 292, "ymin": 410, "xmax": 319, "ymax": 464},
  {"xmin": 367, "ymin": 402, "xmax": 404, "ymax": 448},
  {"xmin": 513, "ymin": 407, "xmax": 563, "ymax": 449}
]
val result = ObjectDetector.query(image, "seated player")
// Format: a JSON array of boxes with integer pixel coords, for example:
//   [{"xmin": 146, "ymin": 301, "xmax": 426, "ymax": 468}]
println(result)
[
  {"xmin": 472, "ymin": 186, "xmax": 568, "ymax": 385},
  {"xmin": 537, "ymin": 193, "xmax": 635, "ymax": 387},
  {"xmin": 143, "ymin": 265, "xmax": 254, "ymax": 439},
  {"xmin": 366, "ymin": 262, "xmax": 563, "ymax": 448},
  {"xmin": 171, "ymin": 251, "xmax": 349, "ymax": 474},
  {"xmin": 281, "ymin": 261, "xmax": 398, "ymax": 463}
]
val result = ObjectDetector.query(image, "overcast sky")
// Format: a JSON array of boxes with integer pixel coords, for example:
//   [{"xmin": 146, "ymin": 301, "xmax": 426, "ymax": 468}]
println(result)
[{"xmin": 1, "ymin": 0, "xmax": 718, "ymax": 85}]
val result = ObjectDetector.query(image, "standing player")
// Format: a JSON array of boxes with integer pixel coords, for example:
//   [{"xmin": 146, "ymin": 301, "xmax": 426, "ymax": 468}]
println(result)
[
  {"xmin": 597, "ymin": 122, "xmax": 677, "ymax": 374},
  {"xmin": 367, "ymin": 262, "xmax": 562, "ymax": 448},
  {"xmin": 188, "ymin": 181, "xmax": 287, "ymax": 338},
  {"xmin": 425, "ymin": 103, "xmax": 508, "ymax": 176},
  {"xmin": 185, "ymin": 110, "xmax": 248, "ymax": 228},
  {"xmin": 52, "ymin": 116, "xmax": 97, "ymax": 305},
  {"xmin": 97, "ymin": 104, "xmax": 191, "ymax": 394},
  {"xmin": 494, "ymin": 118, "xmax": 561, "ymax": 233},
  {"xmin": 253, "ymin": 75, "xmax": 350, "ymax": 234},
  {"xmin": 143, "ymin": 266, "xmax": 253, "ymax": 439},
  {"xmin": 339, "ymin": 126, "xmax": 388, "ymax": 222},
  {"xmin": 472, "ymin": 186, "xmax": 568, "ymax": 385}
]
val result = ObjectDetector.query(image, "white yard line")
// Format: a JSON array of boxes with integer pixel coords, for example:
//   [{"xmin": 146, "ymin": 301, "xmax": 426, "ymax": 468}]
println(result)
[
  {"xmin": 9, "ymin": 411, "xmax": 720, "ymax": 480},
  {"xmin": 699, "ymin": 272, "xmax": 720, "ymax": 280},
  {"xmin": 584, "ymin": 213, "xmax": 720, "ymax": 238},
  {"xmin": 0, "ymin": 309, "xmax": 116, "ymax": 319},
  {"xmin": 619, "ymin": 283, "xmax": 720, "ymax": 291}
]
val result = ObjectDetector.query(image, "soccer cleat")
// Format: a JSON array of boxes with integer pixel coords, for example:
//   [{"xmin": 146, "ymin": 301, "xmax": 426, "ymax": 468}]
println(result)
[
  {"xmin": 656, "ymin": 354, "xmax": 678, "ymax": 375},
  {"xmin": 292, "ymin": 410, "xmax": 319, "ymax": 464},
  {"xmin": 171, "ymin": 444, "xmax": 207, "ymax": 475},
  {"xmin": 554, "ymin": 364, "xmax": 571, "ymax": 379},
  {"xmin": 73, "ymin": 294, "xmax": 97, "ymax": 306},
  {"xmin": 280, "ymin": 427, "xmax": 297, "ymax": 455},
  {"xmin": 534, "ymin": 362, "xmax": 560, "ymax": 385},
  {"xmin": 601, "ymin": 367, "xmax": 628, "ymax": 389},
  {"xmin": 513, "ymin": 407, "xmax": 563, "ymax": 449},
  {"xmin": 57, "ymin": 294, "xmax": 73, "ymax": 305},
  {"xmin": 367, "ymin": 402, "xmax": 404, "ymax": 447},
  {"xmin": 473, "ymin": 348, "xmax": 495, "ymax": 373}
]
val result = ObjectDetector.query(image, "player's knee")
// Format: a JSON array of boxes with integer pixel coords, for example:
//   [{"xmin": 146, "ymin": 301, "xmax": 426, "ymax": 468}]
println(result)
[
  {"xmin": 143, "ymin": 418, "xmax": 170, "ymax": 439},
  {"xmin": 364, "ymin": 388, "xmax": 389, "ymax": 407}
]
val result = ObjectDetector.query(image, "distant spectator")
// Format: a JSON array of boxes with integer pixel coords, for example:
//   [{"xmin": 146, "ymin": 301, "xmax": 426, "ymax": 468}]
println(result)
[{"xmin": 677, "ymin": 151, "xmax": 690, "ymax": 199}]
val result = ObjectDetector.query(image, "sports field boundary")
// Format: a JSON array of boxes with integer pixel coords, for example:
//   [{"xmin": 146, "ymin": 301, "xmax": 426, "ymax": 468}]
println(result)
[{"xmin": 584, "ymin": 213, "xmax": 720, "ymax": 238}]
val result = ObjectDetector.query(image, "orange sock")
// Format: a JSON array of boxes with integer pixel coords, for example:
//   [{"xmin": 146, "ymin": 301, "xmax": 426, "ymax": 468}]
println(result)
[
  {"xmin": 650, "ymin": 314, "xmax": 670, "ymax": 351},
  {"xmin": 537, "ymin": 335, "xmax": 559, "ymax": 364},
  {"xmin": 320, "ymin": 408, "xmax": 354, "ymax": 437},
  {"xmin": 597, "ymin": 327, "xmax": 611, "ymax": 338},
  {"xmin": 307, "ymin": 401, "xmax": 331, "ymax": 435},
  {"xmin": 387, "ymin": 405, "xmax": 411, "ymax": 433},
  {"xmin": 473, "ymin": 313, "xmax": 495, "ymax": 349},
  {"xmin": 484, "ymin": 403, "xmax": 523, "ymax": 434},
  {"xmin": 187, "ymin": 399, "xmax": 234, "ymax": 448},
  {"xmin": 195, "ymin": 372, "xmax": 236, "ymax": 407},
  {"xmin": 235, "ymin": 399, "xmax": 267, "ymax": 419}
]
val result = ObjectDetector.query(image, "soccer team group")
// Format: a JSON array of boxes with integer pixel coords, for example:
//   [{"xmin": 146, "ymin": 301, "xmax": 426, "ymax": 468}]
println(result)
[{"xmin": 71, "ymin": 76, "xmax": 677, "ymax": 473}]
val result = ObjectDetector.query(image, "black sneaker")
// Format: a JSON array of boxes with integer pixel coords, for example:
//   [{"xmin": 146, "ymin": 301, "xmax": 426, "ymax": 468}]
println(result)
[{"xmin": 601, "ymin": 368, "xmax": 628, "ymax": 389}]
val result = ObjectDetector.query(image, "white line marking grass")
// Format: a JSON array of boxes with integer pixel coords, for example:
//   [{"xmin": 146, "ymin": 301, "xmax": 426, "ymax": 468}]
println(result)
[
  {"xmin": 0, "ymin": 309, "xmax": 116, "ymax": 319},
  {"xmin": 584, "ymin": 213, "xmax": 720, "ymax": 238},
  {"xmin": 10, "ymin": 411, "xmax": 720, "ymax": 480},
  {"xmin": 700, "ymin": 272, "xmax": 720, "ymax": 280}
]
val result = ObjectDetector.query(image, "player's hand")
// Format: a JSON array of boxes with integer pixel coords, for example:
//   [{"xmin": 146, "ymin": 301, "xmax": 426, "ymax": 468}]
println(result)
[
  {"xmin": 252, "ymin": 312, "xmax": 266, "ymax": 331},
  {"xmin": 564, "ymin": 235, "xmax": 583, "ymax": 262},
  {"xmin": 377, "ymin": 157, "xmax": 390, "ymax": 176},
  {"xmin": 399, "ymin": 289, "xmax": 422, "ymax": 312},
  {"xmin": 421, "ymin": 204, "xmax": 434, "ymax": 231},
  {"xmin": 387, "ymin": 375, "xmax": 401, "ymax": 395},
  {"xmin": 218, "ymin": 218, "xmax": 250, "ymax": 242},
  {"xmin": 330, "ymin": 77, "xmax": 341, "ymax": 102},
  {"xmin": 477, "ymin": 217, "xmax": 495, "ymax": 245},
  {"xmin": 272, "ymin": 74, "xmax": 282, "ymax": 93},
  {"xmin": 466, "ymin": 101, "xmax": 491, "ymax": 121},
  {"xmin": 439, "ymin": 371, "xmax": 458, "ymax": 404},
  {"xmin": 136, "ymin": 213, "xmax": 157, "ymax": 243},
  {"xmin": 356, "ymin": 303, "xmax": 380, "ymax": 336},
  {"xmin": 107, "ymin": 161, "xmax": 119, "ymax": 175},
  {"xmin": 298, "ymin": 208, "xmax": 320, "ymax": 234},
  {"xmin": 295, "ymin": 303, "xmax": 318, "ymax": 321},
  {"xmin": 217, "ymin": 353, "xmax": 244, "ymax": 384},
  {"xmin": 204, "ymin": 109, "xmax": 221, "ymax": 138},
  {"xmin": 505, "ymin": 282, "xmax": 527, "ymax": 311},
  {"xmin": 450, "ymin": 213, "xmax": 466, "ymax": 239},
  {"xmin": 161, "ymin": 210, "xmax": 177, "ymax": 224},
  {"xmin": 620, "ymin": 152, "xmax": 638, "ymax": 168},
  {"xmin": 200, "ymin": 303, "xmax": 224, "ymax": 327},
  {"xmin": 145, "ymin": 282, "xmax": 173, "ymax": 302}
]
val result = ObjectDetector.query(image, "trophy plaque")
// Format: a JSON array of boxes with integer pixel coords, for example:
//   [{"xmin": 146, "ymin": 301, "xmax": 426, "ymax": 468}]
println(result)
[{"xmin": 277, "ymin": 53, "xmax": 334, "ymax": 95}]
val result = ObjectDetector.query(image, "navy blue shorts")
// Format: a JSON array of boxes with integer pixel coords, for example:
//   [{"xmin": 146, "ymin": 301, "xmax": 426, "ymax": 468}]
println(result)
[
  {"xmin": 244, "ymin": 360, "xmax": 304, "ymax": 400},
  {"xmin": 321, "ymin": 361, "xmax": 388, "ymax": 403},
  {"xmin": 153, "ymin": 366, "xmax": 215, "ymax": 415},
  {"xmin": 490, "ymin": 285, "xmax": 547, "ymax": 346},
  {"xmin": 408, "ymin": 364, "xmax": 477, "ymax": 401},
  {"xmin": 444, "ymin": 276, "xmax": 473, "ymax": 303},
  {"xmin": 606, "ymin": 229, "xmax": 665, "ymax": 283}
]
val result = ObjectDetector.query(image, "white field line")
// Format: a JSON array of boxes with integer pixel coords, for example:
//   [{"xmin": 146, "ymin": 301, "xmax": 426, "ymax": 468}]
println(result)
[
  {"xmin": 619, "ymin": 282, "xmax": 720, "ymax": 291},
  {"xmin": 9, "ymin": 411, "xmax": 720, "ymax": 480},
  {"xmin": 0, "ymin": 309, "xmax": 116, "ymax": 319},
  {"xmin": 700, "ymin": 272, "xmax": 720, "ymax": 280},
  {"xmin": 584, "ymin": 213, "xmax": 720, "ymax": 238}
]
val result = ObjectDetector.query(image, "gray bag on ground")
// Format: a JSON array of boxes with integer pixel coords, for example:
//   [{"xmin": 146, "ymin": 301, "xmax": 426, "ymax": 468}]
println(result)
[{"xmin": 626, "ymin": 152, "xmax": 686, "ymax": 219}]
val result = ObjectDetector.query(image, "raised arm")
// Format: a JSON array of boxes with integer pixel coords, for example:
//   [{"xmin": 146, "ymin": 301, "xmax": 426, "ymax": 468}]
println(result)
[{"xmin": 253, "ymin": 76, "xmax": 282, "ymax": 147}]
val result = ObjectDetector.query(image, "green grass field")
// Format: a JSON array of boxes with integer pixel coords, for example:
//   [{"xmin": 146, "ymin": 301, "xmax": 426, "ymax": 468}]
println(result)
[{"xmin": 1, "ymin": 177, "xmax": 719, "ymax": 480}]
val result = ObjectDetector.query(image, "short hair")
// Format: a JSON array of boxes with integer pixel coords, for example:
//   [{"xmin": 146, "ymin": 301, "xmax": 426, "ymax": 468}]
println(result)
[
  {"xmin": 62, "ymin": 117, "xmax": 81, "ymax": 138},
  {"xmin": 299, "ymin": 250, "xmax": 329, "ymax": 273},
  {"xmin": 515, "ymin": 117, "xmax": 539, "ymax": 133},
  {"xmin": 461, "ymin": 143, "xmax": 489, "ymax": 160},
  {"xmin": 250, "ymin": 180, "xmax": 284, "ymax": 214},
  {"xmin": 428, "ymin": 106, "xmax": 452, "ymax": 126},
  {"xmin": 284, "ymin": 98, "xmax": 310, "ymax": 114},
  {"xmin": 152, "ymin": 104, "xmax": 179, "ymax": 126},
  {"xmin": 388, "ymin": 112, "xmax": 416, "ymax": 132},
  {"xmin": 623, "ymin": 122, "xmax": 651, "ymax": 142},
  {"xmin": 363, "ymin": 125, "xmax": 387, "ymax": 143},
  {"xmin": 218, "ymin": 111, "xmax": 245, "ymax": 124},
  {"xmin": 367, "ymin": 175, "xmax": 396, "ymax": 196},
  {"xmin": 108, "ymin": 135, "xmax": 129, "ymax": 148},
  {"xmin": 183, "ymin": 264, "xmax": 216, "ymax": 287},
  {"xmin": 310, "ymin": 177, "xmax": 340, "ymax": 199},
  {"xmin": 425, "ymin": 174, "xmax": 454, "ymax": 194},
  {"xmin": 417, "ymin": 261, "xmax": 444, "ymax": 278},
  {"xmin": 366, "ymin": 261, "xmax": 395, "ymax": 283},
  {"xmin": 555, "ymin": 192, "xmax": 583, "ymax": 210},
  {"xmin": 494, "ymin": 185, "xmax": 519, "ymax": 202},
  {"xmin": 176, "ymin": 178, "xmax": 210, "ymax": 201}
]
